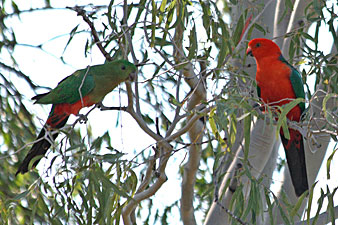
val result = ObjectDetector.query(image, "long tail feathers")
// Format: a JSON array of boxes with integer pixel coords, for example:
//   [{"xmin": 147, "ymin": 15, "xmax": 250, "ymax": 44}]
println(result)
[
  {"xmin": 16, "ymin": 113, "xmax": 69, "ymax": 175},
  {"xmin": 280, "ymin": 129, "xmax": 309, "ymax": 197}
]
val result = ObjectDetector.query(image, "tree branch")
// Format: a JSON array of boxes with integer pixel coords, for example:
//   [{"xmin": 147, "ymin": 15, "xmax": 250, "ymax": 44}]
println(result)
[{"xmin": 169, "ymin": 4, "xmax": 207, "ymax": 223}]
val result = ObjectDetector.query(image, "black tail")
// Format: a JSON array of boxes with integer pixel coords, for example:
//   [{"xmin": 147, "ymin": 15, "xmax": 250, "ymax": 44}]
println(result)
[
  {"xmin": 280, "ymin": 129, "xmax": 309, "ymax": 197},
  {"xmin": 16, "ymin": 115, "xmax": 69, "ymax": 175}
]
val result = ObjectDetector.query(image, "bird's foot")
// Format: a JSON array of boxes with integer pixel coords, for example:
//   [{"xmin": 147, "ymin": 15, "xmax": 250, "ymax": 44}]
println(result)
[
  {"xmin": 77, "ymin": 114, "xmax": 88, "ymax": 124},
  {"xmin": 96, "ymin": 102, "xmax": 104, "ymax": 109}
]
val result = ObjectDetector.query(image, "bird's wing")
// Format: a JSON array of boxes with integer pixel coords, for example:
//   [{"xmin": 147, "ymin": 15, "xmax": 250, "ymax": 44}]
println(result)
[{"xmin": 34, "ymin": 69, "xmax": 95, "ymax": 105}]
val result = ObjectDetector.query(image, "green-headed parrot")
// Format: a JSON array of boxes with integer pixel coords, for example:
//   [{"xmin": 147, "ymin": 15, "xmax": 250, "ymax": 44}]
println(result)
[{"xmin": 16, "ymin": 59, "xmax": 137, "ymax": 175}]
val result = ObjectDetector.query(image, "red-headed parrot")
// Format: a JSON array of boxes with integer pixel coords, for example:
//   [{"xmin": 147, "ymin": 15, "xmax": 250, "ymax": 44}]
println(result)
[
  {"xmin": 246, "ymin": 38, "xmax": 308, "ymax": 196},
  {"xmin": 16, "ymin": 59, "xmax": 137, "ymax": 175}
]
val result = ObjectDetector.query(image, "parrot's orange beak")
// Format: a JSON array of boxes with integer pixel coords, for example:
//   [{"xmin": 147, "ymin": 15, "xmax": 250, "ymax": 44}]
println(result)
[{"xmin": 246, "ymin": 46, "xmax": 253, "ymax": 56}]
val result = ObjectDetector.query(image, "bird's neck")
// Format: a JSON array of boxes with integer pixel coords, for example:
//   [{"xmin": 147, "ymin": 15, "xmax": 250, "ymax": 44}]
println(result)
[{"xmin": 255, "ymin": 53, "xmax": 281, "ymax": 69}]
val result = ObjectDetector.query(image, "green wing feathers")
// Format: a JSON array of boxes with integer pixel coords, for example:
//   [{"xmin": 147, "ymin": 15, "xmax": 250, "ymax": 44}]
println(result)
[
  {"xmin": 34, "ymin": 70, "xmax": 95, "ymax": 105},
  {"xmin": 289, "ymin": 68, "xmax": 305, "ymax": 113},
  {"xmin": 279, "ymin": 55, "xmax": 305, "ymax": 113},
  {"xmin": 257, "ymin": 85, "xmax": 261, "ymax": 99}
]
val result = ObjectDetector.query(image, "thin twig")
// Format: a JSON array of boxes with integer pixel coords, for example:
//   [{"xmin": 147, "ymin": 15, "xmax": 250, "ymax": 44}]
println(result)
[
  {"xmin": 67, "ymin": 6, "xmax": 113, "ymax": 61},
  {"xmin": 0, "ymin": 62, "xmax": 42, "ymax": 90},
  {"xmin": 164, "ymin": 106, "xmax": 211, "ymax": 143},
  {"xmin": 78, "ymin": 65, "xmax": 91, "ymax": 107},
  {"xmin": 215, "ymin": 200, "xmax": 249, "ymax": 225}
]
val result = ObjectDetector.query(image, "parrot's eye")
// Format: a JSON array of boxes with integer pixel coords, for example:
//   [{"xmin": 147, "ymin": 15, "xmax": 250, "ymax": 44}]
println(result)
[
  {"xmin": 256, "ymin": 43, "xmax": 261, "ymax": 48},
  {"xmin": 121, "ymin": 65, "xmax": 126, "ymax": 70}
]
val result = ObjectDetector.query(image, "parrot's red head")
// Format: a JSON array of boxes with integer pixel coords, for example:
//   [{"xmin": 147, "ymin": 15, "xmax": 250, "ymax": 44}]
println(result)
[{"xmin": 246, "ymin": 38, "xmax": 281, "ymax": 60}]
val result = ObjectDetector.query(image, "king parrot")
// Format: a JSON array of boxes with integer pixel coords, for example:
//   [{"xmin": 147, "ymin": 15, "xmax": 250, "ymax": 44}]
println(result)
[
  {"xmin": 246, "ymin": 38, "xmax": 308, "ymax": 197},
  {"xmin": 16, "ymin": 59, "xmax": 137, "ymax": 175}
]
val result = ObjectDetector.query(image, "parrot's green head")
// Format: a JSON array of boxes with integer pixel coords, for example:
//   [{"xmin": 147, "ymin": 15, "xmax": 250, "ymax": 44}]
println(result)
[{"xmin": 111, "ymin": 59, "xmax": 137, "ymax": 82}]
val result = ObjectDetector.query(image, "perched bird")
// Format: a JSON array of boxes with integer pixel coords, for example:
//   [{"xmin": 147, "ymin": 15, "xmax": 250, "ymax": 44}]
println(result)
[
  {"xmin": 16, "ymin": 60, "xmax": 137, "ymax": 175},
  {"xmin": 246, "ymin": 38, "xmax": 308, "ymax": 196}
]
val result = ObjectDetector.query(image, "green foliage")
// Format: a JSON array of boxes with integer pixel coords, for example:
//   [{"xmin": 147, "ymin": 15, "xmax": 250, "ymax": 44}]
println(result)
[{"xmin": 276, "ymin": 98, "xmax": 305, "ymax": 140}]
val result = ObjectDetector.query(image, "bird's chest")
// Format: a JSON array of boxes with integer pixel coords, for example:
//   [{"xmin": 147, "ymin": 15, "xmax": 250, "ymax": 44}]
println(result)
[
  {"xmin": 256, "ymin": 62, "xmax": 296, "ymax": 107},
  {"xmin": 88, "ymin": 76, "xmax": 120, "ymax": 102}
]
